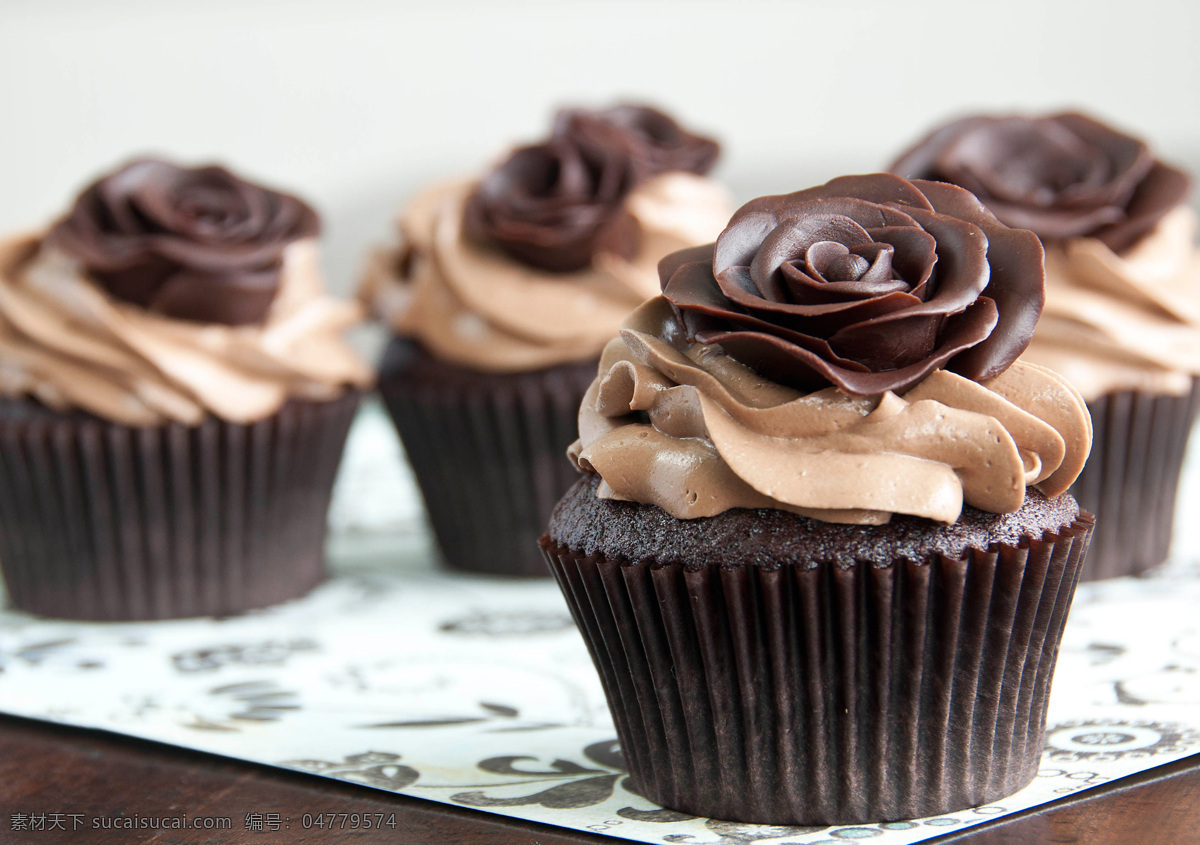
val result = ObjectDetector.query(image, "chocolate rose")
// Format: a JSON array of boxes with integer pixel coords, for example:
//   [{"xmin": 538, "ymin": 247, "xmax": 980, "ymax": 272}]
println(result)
[
  {"xmin": 659, "ymin": 174, "xmax": 1045, "ymax": 396},
  {"xmin": 46, "ymin": 158, "xmax": 319, "ymax": 326},
  {"xmin": 554, "ymin": 103, "xmax": 720, "ymax": 179},
  {"xmin": 890, "ymin": 112, "xmax": 1191, "ymax": 254},
  {"xmin": 462, "ymin": 135, "xmax": 640, "ymax": 273}
]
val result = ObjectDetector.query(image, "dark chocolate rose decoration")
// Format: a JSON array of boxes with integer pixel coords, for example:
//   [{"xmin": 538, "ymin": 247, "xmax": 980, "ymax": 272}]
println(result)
[
  {"xmin": 46, "ymin": 158, "xmax": 319, "ymax": 326},
  {"xmin": 462, "ymin": 135, "xmax": 641, "ymax": 273},
  {"xmin": 659, "ymin": 174, "xmax": 1045, "ymax": 396},
  {"xmin": 554, "ymin": 104, "xmax": 720, "ymax": 178},
  {"xmin": 890, "ymin": 112, "xmax": 1191, "ymax": 254}
]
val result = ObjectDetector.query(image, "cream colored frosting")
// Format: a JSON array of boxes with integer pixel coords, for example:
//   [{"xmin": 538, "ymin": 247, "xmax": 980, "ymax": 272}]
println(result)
[
  {"xmin": 360, "ymin": 172, "xmax": 733, "ymax": 372},
  {"xmin": 1019, "ymin": 206, "xmax": 1200, "ymax": 400},
  {"xmin": 0, "ymin": 233, "xmax": 373, "ymax": 426},
  {"xmin": 570, "ymin": 297, "xmax": 1093, "ymax": 525}
]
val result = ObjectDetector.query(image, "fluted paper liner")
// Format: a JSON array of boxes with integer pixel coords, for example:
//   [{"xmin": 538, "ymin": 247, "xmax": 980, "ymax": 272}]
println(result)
[
  {"xmin": 379, "ymin": 337, "xmax": 595, "ymax": 577},
  {"xmin": 1071, "ymin": 380, "xmax": 1200, "ymax": 581},
  {"xmin": 542, "ymin": 514, "xmax": 1094, "ymax": 825},
  {"xmin": 0, "ymin": 392, "xmax": 360, "ymax": 621}
]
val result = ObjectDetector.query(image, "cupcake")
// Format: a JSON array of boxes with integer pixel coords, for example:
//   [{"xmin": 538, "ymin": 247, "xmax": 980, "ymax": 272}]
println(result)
[
  {"xmin": 0, "ymin": 158, "xmax": 372, "ymax": 620},
  {"xmin": 890, "ymin": 112, "xmax": 1199, "ymax": 580},
  {"xmin": 360, "ymin": 104, "xmax": 732, "ymax": 576},
  {"xmin": 541, "ymin": 174, "xmax": 1094, "ymax": 824}
]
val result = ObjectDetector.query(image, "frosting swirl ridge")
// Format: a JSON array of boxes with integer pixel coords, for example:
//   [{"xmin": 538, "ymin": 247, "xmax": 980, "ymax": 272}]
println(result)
[
  {"xmin": 1020, "ymin": 205, "xmax": 1200, "ymax": 398},
  {"xmin": 572, "ymin": 297, "xmax": 1092, "ymax": 524}
]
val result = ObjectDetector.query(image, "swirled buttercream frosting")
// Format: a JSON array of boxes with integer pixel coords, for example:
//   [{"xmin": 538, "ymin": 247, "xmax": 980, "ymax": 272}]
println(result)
[
  {"xmin": 362, "ymin": 173, "xmax": 732, "ymax": 372},
  {"xmin": 891, "ymin": 112, "xmax": 1199, "ymax": 399},
  {"xmin": 569, "ymin": 175, "xmax": 1092, "ymax": 524},
  {"xmin": 0, "ymin": 233, "xmax": 372, "ymax": 426}
]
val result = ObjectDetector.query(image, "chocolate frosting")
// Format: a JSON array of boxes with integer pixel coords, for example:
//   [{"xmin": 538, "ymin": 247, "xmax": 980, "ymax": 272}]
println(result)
[
  {"xmin": 890, "ymin": 112, "xmax": 1191, "ymax": 254},
  {"xmin": 661, "ymin": 174, "xmax": 1045, "ymax": 396},
  {"xmin": 0, "ymin": 233, "xmax": 371, "ymax": 425},
  {"xmin": 46, "ymin": 159, "xmax": 320, "ymax": 326},
  {"xmin": 570, "ymin": 297, "xmax": 1091, "ymax": 525},
  {"xmin": 554, "ymin": 104, "xmax": 720, "ymax": 179},
  {"xmin": 1020, "ymin": 205, "xmax": 1200, "ymax": 399}
]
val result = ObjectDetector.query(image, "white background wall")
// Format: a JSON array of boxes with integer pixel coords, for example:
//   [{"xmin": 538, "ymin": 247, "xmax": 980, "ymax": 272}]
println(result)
[{"xmin": 2, "ymin": 0, "xmax": 1198, "ymax": 297}]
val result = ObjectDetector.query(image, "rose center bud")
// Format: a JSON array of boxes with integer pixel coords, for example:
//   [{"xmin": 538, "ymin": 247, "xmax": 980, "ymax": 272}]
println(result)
[{"xmin": 805, "ymin": 240, "xmax": 871, "ymax": 283}]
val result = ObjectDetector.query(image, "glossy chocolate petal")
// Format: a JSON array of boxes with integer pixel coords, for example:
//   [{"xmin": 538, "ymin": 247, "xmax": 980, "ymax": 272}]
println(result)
[
  {"xmin": 150, "ymin": 266, "xmax": 280, "ymax": 325},
  {"xmin": 914, "ymin": 180, "xmax": 1045, "ymax": 380},
  {"xmin": 1094, "ymin": 160, "xmax": 1192, "ymax": 253},
  {"xmin": 555, "ymin": 103, "xmax": 720, "ymax": 178},
  {"xmin": 704, "ymin": 296, "xmax": 998, "ymax": 395}
]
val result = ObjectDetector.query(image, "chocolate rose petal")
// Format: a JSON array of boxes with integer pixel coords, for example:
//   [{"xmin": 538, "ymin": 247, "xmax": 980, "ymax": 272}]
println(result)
[
  {"xmin": 92, "ymin": 259, "xmax": 175, "ymax": 309},
  {"xmin": 915, "ymin": 180, "xmax": 1045, "ymax": 380},
  {"xmin": 877, "ymin": 207, "xmax": 990, "ymax": 317},
  {"xmin": 827, "ymin": 311, "xmax": 943, "ymax": 369},
  {"xmin": 1053, "ymin": 113, "xmax": 1154, "ymax": 207},
  {"xmin": 844, "ymin": 243, "xmax": 899, "ymax": 287},
  {"xmin": 1095, "ymin": 161, "xmax": 1192, "ymax": 252},
  {"xmin": 658, "ymin": 242, "xmax": 716, "ymax": 285},
  {"xmin": 889, "ymin": 117, "xmax": 992, "ymax": 186},
  {"xmin": 717, "ymin": 202, "xmax": 930, "ymax": 319},
  {"xmin": 713, "ymin": 262, "xmax": 924, "ymax": 327},
  {"xmin": 801, "ymin": 173, "xmax": 935, "ymax": 210},
  {"xmin": 866, "ymin": 227, "xmax": 937, "ymax": 290},
  {"xmin": 555, "ymin": 104, "xmax": 720, "ymax": 178},
  {"xmin": 713, "ymin": 211, "xmax": 779, "ymax": 274},
  {"xmin": 978, "ymin": 195, "xmax": 1124, "ymax": 241},
  {"xmin": 603, "ymin": 104, "xmax": 720, "ymax": 176},
  {"xmin": 938, "ymin": 118, "xmax": 1115, "ymax": 208},
  {"xmin": 749, "ymin": 213, "xmax": 876, "ymax": 301},
  {"xmin": 150, "ymin": 266, "xmax": 279, "ymax": 325},
  {"xmin": 136, "ymin": 167, "xmax": 270, "ymax": 244},
  {"xmin": 667, "ymin": 261, "xmax": 922, "ymax": 350},
  {"xmin": 708, "ymin": 295, "xmax": 997, "ymax": 396}
]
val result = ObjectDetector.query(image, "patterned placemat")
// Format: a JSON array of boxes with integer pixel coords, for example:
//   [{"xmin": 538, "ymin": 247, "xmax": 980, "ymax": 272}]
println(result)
[{"xmin": 0, "ymin": 401, "xmax": 1197, "ymax": 845}]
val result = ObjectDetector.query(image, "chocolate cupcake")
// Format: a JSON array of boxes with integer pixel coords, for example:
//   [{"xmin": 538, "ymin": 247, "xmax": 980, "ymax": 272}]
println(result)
[
  {"xmin": 891, "ymin": 112, "xmax": 1200, "ymax": 580},
  {"xmin": 360, "ymin": 104, "xmax": 731, "ymax": 576},
  {"xmin": 541, "ymin": 174, "xmax": 1094, "ymax": 824},
  {"xmin": 0, "ymin": 159, "xmax": 372, "ymax": 620}
]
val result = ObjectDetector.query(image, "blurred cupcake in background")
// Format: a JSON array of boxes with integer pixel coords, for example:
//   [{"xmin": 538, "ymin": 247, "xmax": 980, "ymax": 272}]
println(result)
[
  {"xmin": 891, "ymin": 112, "xmax": 1200, "ymax": 580},
  {"xmin": 0, "ymin": 158, "xmax": 372, "ymax": 620},
  {"xmin": 360, "ymin": 103, "xmax": 732, "ymax": 577}
]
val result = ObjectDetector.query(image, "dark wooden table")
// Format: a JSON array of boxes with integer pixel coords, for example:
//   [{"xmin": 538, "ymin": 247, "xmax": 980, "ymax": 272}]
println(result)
[{"xmin": 0, "ymin": 714, "xmax": 1196, "ymax": 844}]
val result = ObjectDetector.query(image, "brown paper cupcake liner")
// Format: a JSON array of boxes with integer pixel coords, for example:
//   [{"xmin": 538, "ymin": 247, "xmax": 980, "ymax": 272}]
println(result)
[
  {"xmin": 542, "ymin": 514, "xmax": 1094, "ymax": 825},
  {"xmin": 0, "ymin": 391, "xmax": 360, "ymax": 621},
  {"xmin": 378, "ymin": 337, "xmax": 595, "ymax": 577},
  {"xmin": 1070, "ymin": 379, "xmax": 1200, "ymax": 581}
]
